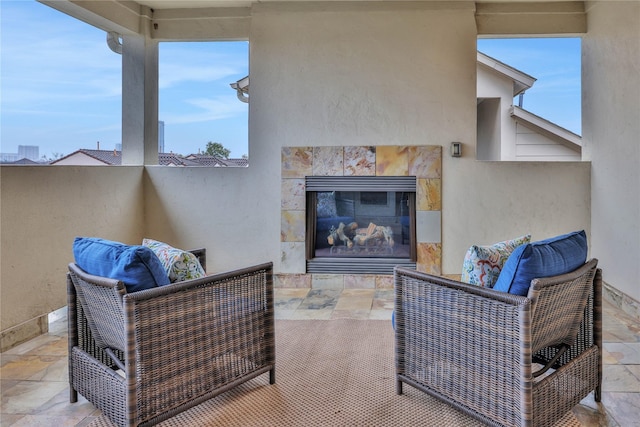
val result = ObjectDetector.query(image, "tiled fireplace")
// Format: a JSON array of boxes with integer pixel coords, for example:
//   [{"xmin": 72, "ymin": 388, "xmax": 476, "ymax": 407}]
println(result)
[{"xmin": 278, "ymin": 145, "xmax": 442, "ymax": 289}]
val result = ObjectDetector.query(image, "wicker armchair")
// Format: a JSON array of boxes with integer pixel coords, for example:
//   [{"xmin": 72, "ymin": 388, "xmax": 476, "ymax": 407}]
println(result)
[
  {"xmin": 394, "ymin": 259, "xmax": 601, "ymax": 427},
  {"xmin": 67, "ymin": 250, "xmax": 275, "ymax": 427}
]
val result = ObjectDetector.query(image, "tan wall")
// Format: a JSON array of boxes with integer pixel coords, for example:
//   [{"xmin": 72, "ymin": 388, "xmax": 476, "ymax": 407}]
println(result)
[
  {"xmin": 142, "ymin": 2, "xmax": 591, "ymax": 275},
  {"xmin": 583, "ymin": 1, "xmax": 640, "ymax": 305},
  {"xmin": 0, "ymin": 166, "xmax": 144, "ymax": 350},
  {"xmin": 142, "ymin": 165, "xmax": 277, "ymax": 273},
  {"xmin": 0, "ymin": 1, "xmax": 600, "ymax": 349}
]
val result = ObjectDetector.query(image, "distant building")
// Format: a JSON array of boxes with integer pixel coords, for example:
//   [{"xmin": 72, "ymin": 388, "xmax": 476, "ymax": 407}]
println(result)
[
  {"xmin": 19, "ymin": 145, "xmax": 39, "ymax": 161},
  {"xmin": 50, "ymin": 149, "xmax": 248, "ymax": 167},
  {"xmin": 0, "ymin": 145, "xmax": 40, "ymax": 163},
  {"xmin": 158, "ymin": 121, "xmax": 165, "ymax": 153}
]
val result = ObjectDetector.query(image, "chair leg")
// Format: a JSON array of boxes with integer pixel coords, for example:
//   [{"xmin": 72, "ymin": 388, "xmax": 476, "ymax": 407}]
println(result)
[
  {"xmin": 269, "ymin": 367, "xmax": 276, "ymax": 385},
  {"xmin": 595, "ymin": 385, "xmax": 602, "ymax": 402},
  {"xmin": 70, "ymin": 387, "xmax": 78, "ymax": 403},
  {"xmin": 396, "ymin": 379, "xmax": 403, "ymax": 395}
]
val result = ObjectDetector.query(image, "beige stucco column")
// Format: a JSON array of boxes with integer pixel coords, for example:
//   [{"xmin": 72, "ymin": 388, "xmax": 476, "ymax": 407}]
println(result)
[{"xmin": 121, "ymin": 30, "xmax": 159, "ymax": 165}]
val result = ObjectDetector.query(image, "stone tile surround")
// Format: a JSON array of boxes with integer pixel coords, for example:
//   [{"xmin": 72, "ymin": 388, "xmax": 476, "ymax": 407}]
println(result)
[{"xmin": 278, "ymin": 145, "xmax": 442, "ymax": 289}]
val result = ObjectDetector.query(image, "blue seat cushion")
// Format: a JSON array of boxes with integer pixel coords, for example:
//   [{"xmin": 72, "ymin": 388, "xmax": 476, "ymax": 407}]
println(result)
[
  {"xmin": 493, "ymin": 230, "xmax": 588, "ymax": 296},
  {"xmin": 73, "ymin": 237, "xmax": 170, "ymax": 293}
]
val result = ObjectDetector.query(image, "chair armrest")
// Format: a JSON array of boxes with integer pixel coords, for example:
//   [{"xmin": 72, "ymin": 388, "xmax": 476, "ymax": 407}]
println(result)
[
  {"xmin": 120, "ymin": 262, "xmax": 275, "ymax": 424},
  {"xmin": 394, "ymin": 267, "xmax": 532, "ymax": 425}
]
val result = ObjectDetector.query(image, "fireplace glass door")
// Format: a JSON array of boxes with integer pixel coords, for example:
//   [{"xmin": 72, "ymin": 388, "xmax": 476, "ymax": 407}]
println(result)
[{"xmin": 307, "ymin": 190, "xmax": 416, "ymax": 260}]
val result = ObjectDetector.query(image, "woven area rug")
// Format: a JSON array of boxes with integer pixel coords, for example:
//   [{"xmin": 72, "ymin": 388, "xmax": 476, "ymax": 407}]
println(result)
[{"xmin": 90, "ymin": 319, "xmax": 580, "ymax": 426}]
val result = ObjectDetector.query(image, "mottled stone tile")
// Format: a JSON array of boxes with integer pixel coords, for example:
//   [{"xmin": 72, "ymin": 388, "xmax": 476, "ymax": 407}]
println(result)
[
  {"xmin": 0, "ymin": 355, "xmax": 63, "ymax": 381},
  {"xmin": 344, "ymin": 146, "xmax": 376, "ymax": 176},
  {"xmin": 416, "ymin": 210, "xmax": 441, "ymax": 243},
  {"xmin": 28, "ymin": 357, "xmax": 67, "ymax": 382},
  {"xmin": 572, "ymin": 400, "xmax": 616, "ymax": 427},
  {"xmin": 281, "ymin": 178, "xmax": 305, "ymax": 210},
  {"xmin": 311, "ymin": 274, "xmax": 344, "ymax": 290},
  {"xmin": 2, "ymin": 334, "xmax": 61, "ymax": 356},
  {"xmin": 375, "ymin": 275, "xmax": 394, "ymax": 289},
  {"xmin": 369, "ymin": 309, "xmax": 394, "ymax": 321},
  {"xmin": 0, "ymin": 414, "xmax": 25, "ymax": 425},
  {"xmin": 281, "ymin": 211, "xmax": 305, "ymax": 242},
  {"xmin": 8, "ymin": 415, "xmax": 88, "ymax": 427},
  {"xmin": 341, "ymin": 289, "xmax": 376, "ymax": 298},
  {"xmin": 409, "ymin": 146, "xmax": 442, "ymax": 178},
  {"xmin": 274, "ymin": 272, "xmax": 311, "ymax": 288},
  {"xmin": 335, "ymin": 296, "xmax": 372, "ymax": 311},
  {"xmin": 274, "ymin": 297, "xmax": 305, "ymax": 311},
  {"xmin": 417, "ymin": 178, "xmax": 441, "ymax": 211},
  {"xmin": 417, "ymin": 242, "xmax": 442, "ymax": 275},
  {"xmin": 298, "ymin": 289, "xmax": 341, "ymax": 309},
  {"xmin": 32, "ymin": 386, "xmax": 96, "ymax": 418},
  {"xmin": 372, "ymin": 295, "xmax": 394, "ymax": 311},
  {"xmin": 279, "ymin": 243, "xmax": 306, "ymax": 274},
  {"xmin": 374, "ymin": 289, "xmax": 394, "ymax": 299},
  {"xmin": 275, "ymin": 310, "xmax": 298, "ymax": 320},
  {"xmin": 313, "ymin": 146, "xmax": 343, "ymax": 176},
  {"xmin": 599, "ymin": 391, "xmax": 640, "ymax": 427},
  {"xmin": 603, "ymin": 343, "xmax": 640, "ymax": 364},
  {"xmin": 628, "ymin": 363, "xmax": 640, "ymax": 379},
  {"xmin": 275, "ymin": 288, "xmax": 310, "ymax": 299},
  {"xmin": 602, "ymin": 365, "xmax": 640, "ymax": 392},
  {"xmin": 376, "ymin": 146, "xmax": 409, "ymax": 176},
  {"xmin": 281, "ymin": 147, "xmax": 313, "ymax": 178},
  {"xmin": 1, "ymin": 380, "xmax": 67, "ymax": 414},
  {"xmin": 344, "ymin": 274, "xmax": 376, "ymax": 289}
]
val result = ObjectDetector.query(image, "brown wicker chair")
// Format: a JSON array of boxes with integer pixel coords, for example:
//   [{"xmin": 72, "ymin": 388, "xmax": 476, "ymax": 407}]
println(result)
[
  {"xmin": 394, "ymin": 259, "xmax": 601, "ymax": 427},
  {"xmin": 67, "ymin": 249, "xmax": 275, "ymax": 427}
]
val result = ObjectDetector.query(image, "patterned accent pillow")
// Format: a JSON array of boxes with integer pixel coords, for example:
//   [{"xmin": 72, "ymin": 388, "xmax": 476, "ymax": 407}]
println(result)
[
  {"xmin": 142, "ymin": 238, "xmax": 206, "ymax": 283},
  {"xmin": 461, "ymin": 234, "xmax": 531, "ymax": 288}
]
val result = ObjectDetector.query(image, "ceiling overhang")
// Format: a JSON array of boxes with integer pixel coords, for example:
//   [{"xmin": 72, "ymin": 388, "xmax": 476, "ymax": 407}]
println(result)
[{"xmin": 38, "ymin": 1, "xmax": 587, "ymax": 41}]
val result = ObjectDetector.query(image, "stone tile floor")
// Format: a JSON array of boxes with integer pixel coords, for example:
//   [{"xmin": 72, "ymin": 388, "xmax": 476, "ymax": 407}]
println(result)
[{"xmin": 1, "ymin": 288, "xmax": 638, "ymax": 426}]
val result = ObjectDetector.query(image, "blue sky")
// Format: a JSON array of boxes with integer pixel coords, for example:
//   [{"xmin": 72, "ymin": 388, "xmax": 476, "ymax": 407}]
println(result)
[
  {"xmin": 1, "ymin": 1, "xmax": 581, "ymax": 160},
  {"xmin": 1, "ymin": 1, "xmax": 249, "ymax": 159}
]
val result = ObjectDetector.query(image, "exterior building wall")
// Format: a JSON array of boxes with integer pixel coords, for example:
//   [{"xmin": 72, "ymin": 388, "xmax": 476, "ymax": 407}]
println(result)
[
  {"xmin": 476, "ymin": 63, "xmax": 516, "ymax": 160},
  {"xmin": 583, "ymin": 1, "xmax": 640, "ymax": 309},
  {"xmin": 514, "ymin": 123, "xmax": 581, "ymax": 161}
]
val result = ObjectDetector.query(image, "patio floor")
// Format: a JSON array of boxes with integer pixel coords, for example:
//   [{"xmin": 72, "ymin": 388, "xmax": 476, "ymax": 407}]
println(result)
[{"xmin": 1, "ymin": 288, "xmax": 638, "ymax": 426}]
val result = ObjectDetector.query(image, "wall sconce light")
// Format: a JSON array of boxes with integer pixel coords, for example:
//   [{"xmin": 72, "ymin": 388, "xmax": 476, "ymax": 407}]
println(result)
[{"xmin": 451, "ymin": 142, "xmax": 462, "ymax": 158}]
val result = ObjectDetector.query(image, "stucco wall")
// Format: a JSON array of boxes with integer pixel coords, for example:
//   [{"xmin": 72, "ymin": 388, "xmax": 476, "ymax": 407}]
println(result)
[
  {"xmin": 142, "ymin": 2, "xmax": 591, "ymax": 276},
  {"xmin": 0, "ymin": 1, "xmax": 600, "ymax": 349},
  {"xmin": 583, "ymin": 1, "xmax": 640, "ymax": 306},
  {"xmin": 0, "ymin": 166, "xmax": 145, "ymax": 350}
]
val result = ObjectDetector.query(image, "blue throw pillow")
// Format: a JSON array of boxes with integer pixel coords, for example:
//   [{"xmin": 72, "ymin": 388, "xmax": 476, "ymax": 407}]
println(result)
[
  {"xmin": 493, "ymin": 230, "xmax": 588, "ymax": 296},
  {"xmin": 73, "ymin": 237, "xmax": 170, "ymax": 293}
]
